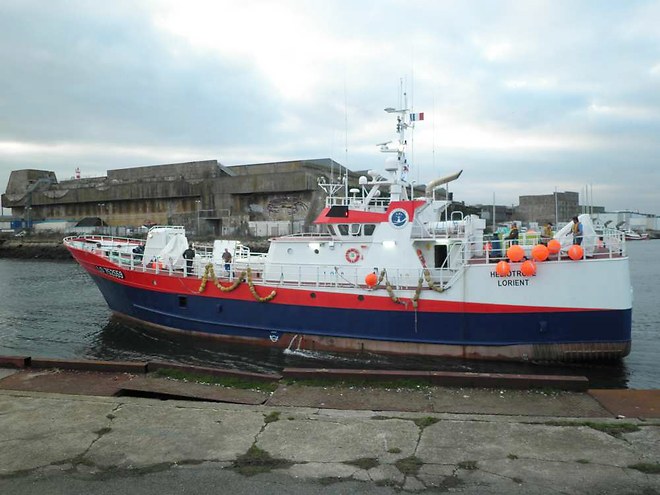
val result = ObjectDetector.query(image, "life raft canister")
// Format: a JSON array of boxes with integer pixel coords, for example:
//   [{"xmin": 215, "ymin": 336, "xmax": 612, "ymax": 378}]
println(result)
[{"xmin": 345, "ymin": 248, "xmax": 361, "ymax": 263}]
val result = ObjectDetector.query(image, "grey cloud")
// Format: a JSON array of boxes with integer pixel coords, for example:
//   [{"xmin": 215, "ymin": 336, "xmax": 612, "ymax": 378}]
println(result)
[
  {"xmin": 1, "ymin": 0, "xmax": 659, "ymax": 215},
  {"xmin": 0, "ymin": 1, "xmax": 280, "ymax": 147}
]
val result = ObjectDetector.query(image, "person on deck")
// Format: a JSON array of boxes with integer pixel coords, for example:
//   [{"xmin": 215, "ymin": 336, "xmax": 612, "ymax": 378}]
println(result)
[
  {"xmin": 132, "ymin": 243, "xmax": 145, "ymax": 261},
  {"xmin": 572, "ymin": 216, "xmax": 584, "ymax": 245},
  {"xmin": 541, "ymin": 222, "xmax": 553, "ymax": 245},
  {"xmin": 505, "ymin": 223, "xmax": 519, "ymax": 246},
  {"xmin": 222, "ymin": 248, "xmax": 233, "ymax": 274},
  {"xmin": 182, "ymin": 243, "xmax": 195, "ymax": 276}
]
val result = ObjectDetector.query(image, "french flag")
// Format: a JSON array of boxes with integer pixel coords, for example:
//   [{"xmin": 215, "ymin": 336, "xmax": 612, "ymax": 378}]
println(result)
[{"xmin": 409, "ymin": 112, "xmax": 425, "ymax": 121}]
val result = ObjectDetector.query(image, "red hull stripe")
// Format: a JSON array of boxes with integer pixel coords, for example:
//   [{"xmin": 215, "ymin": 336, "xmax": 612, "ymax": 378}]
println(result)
[
  {"xmin": 314, "ymin": 208, "xmax": 386, "ymax": 224},
  {"xmin": 70, "ymin": 248, "xmax": 602, "ymax": 315},
  {"xmin": 314, "ymin": 200, "xmax": 426, "ymax": 224}
]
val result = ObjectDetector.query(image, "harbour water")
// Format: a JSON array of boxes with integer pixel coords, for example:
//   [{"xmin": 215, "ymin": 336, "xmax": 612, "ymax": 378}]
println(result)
[{"xmin": 0, "ymin": 241, "xmax": 658, "ymax": 389}]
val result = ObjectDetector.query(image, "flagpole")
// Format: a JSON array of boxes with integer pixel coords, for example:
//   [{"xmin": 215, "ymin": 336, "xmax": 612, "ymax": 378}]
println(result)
[{"xmin": 492, "ymin": 193, "xmax": 496, "ymax": 232}]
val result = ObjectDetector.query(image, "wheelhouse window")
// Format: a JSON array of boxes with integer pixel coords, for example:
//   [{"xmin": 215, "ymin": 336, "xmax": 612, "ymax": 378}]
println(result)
[{"xmin": 333, "ymin": 224, "xmax": 376, "ymax": 237}]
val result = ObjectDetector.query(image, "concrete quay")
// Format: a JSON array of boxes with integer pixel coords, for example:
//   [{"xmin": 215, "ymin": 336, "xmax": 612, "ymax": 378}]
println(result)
[{"xmin": 1, "ymin": 365, "xmax": 659, "ymax": 494}]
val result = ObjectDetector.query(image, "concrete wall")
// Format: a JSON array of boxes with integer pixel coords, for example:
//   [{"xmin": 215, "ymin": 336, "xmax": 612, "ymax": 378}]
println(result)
[
  {"xmin": 516, "ymin": 192, "xmax": 580, "ymax": 224},
  {"xmin": 4, "ymin": 170, "xmax": 57, "ymax": 198},
  {"xmin": 248, "ymin": 221, "xmax": 307, "ymax": 237},
  {"xmin": 33, "ymin": 221, "xmax": 76, "ymax": 233},
  {"xmin": 230, "ymin": 158, "xmax": 345, "ymax": 177},
  {"xmin": 1, "ymin": 159, "xmax": 344, "ymax": 237},
  {"xmin": 107, "ymin": 160, "xmax": 226, "ymax": 181}
]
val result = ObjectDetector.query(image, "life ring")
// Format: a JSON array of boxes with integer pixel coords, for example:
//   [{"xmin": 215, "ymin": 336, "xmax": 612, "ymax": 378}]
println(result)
[{"xmin": 345, "ymin": 248, "xmax": 361, "ymax": 263}]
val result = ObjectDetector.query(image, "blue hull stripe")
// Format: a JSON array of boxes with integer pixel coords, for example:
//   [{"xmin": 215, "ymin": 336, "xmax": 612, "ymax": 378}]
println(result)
[{"xmin": 92, "ymin": 275, "xmax": 632, "ymax": 347}]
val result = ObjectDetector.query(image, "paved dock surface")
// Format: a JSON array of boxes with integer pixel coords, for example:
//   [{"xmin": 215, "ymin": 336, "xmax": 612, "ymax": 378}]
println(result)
[{"xmin": 1, "ymin": 367, "xmax": 659, "ymax": 494}]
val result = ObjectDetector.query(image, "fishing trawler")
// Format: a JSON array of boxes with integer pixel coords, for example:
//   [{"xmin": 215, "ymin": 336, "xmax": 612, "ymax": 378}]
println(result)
[{"xmin": 64, "ymin": 103, "xmax": 632, "ymax": 362}]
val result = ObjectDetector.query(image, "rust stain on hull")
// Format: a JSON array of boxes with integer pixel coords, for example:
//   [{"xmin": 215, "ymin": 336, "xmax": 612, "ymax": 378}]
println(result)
[{"xmin": 112, "ymin": 312, "xmax": 630, "ymax": 363}]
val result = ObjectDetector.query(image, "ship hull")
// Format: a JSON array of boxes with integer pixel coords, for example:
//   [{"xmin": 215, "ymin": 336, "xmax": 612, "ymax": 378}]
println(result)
[
  {"xmin": 67, "ymin": 240, "xmax": 632, "ymax": 362},
  {"xmin": 87, "ymin": 271, "xmax": 631, "ymax": 363}
]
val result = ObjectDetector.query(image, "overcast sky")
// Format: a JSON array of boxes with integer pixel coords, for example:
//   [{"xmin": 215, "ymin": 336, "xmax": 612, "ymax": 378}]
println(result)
[{"xmin": 1, "ymin": 0, "xmax": 659, "ymax": 215}]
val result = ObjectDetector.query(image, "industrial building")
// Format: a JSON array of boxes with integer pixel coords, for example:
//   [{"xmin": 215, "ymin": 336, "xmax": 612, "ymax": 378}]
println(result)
[
  {"xmin": 473, "ymin": 192, "xmax": 586, "ymax": 229},
  {"xmin": 516, "ymin": 191, "xmax": 583, "ymax": 225},
  {"xmin": 1, "ymin": 159, "xmax": 352, "ymax": 237},
  {"xmin": 4, "ymin": 161, "xmax": 657, "ymax": 237}
]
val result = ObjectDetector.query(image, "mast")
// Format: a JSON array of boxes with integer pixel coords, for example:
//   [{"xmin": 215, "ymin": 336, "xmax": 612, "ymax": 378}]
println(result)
[
  {"xmin": 382, "ymin": 91, "xmax": 414, "ymax": 202},
  {"xmin": 321, "ymin": 88, "xmax": 426, "ymax": 211}
]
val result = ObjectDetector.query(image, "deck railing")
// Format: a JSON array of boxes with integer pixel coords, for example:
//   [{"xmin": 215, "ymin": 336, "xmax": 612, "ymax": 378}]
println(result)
[
  {"xmin": 65, "ymin": 229, "xmax": 626, "ymax": 291},
  {"xmin": 468, "ymin": 230, "xmax": 626, "ymax": 263},
  {"xmin": 324, "ymin": 196, "xmax": 391, "ymax": 210}
]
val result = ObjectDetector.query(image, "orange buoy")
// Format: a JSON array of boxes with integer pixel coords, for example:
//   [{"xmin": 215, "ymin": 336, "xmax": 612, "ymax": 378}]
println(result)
[
  {"xmin": 365, "ymin": 272, "xmax": 378, "ymax": 287},
  {"xmin": 521, "ymin": 260, "xmax": 536, "ymax": 276},
  {"xmin": 507, "ymin": 245, "xmax": 525, "ymax": 262},
  {"xmin": 496, "ymin": 260, "xmax": 511, "ymax": 277},
  {"xmin": 568, "ymin": 244, "xmax": 584, "ymax": 260},
  {"xmin": 547, "ymin": 239, "xmax": 561, "ymax": 254},
  {"xmin": 531, "ymin": 244, "xmax": 549, "ymax": 262}
]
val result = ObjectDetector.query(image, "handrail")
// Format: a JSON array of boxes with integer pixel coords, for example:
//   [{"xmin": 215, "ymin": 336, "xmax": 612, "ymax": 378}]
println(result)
[
  {"xmin": 324, "ymin": 196, "xmax": 390, "ymax": 210},
  {"xmin": 63, "ymin": 234, "xmax": 143, "ymax": 245},
  {"xmin": 64, "ymin": 229, "xmax": 627, "ymax": 290},
  {"xmin": 275, "ymin": 233, "xmax": 333, "ymax": 240}
]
